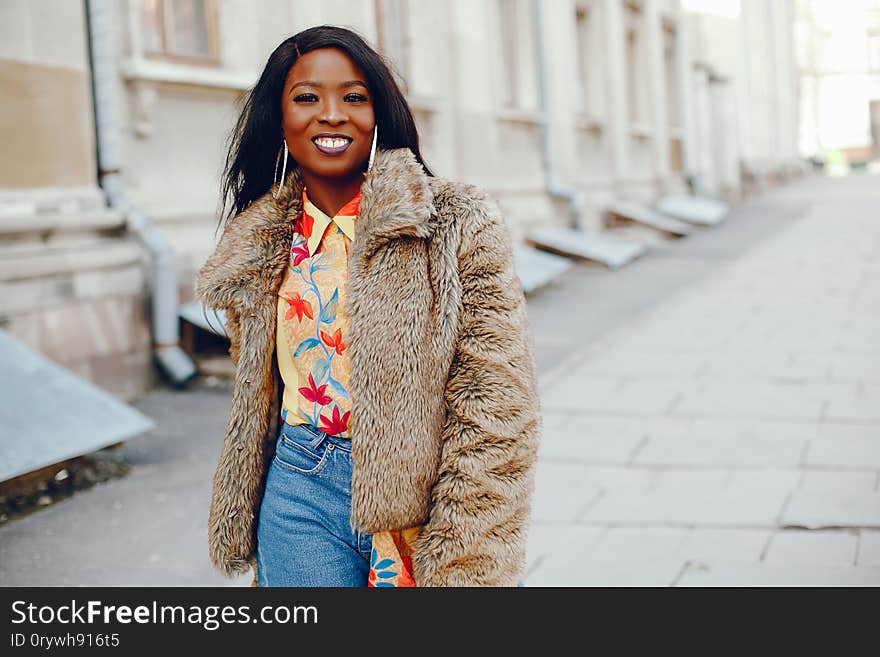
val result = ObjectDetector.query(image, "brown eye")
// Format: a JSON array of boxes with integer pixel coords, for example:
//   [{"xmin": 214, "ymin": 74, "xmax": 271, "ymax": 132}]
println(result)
[
  {"xmin": 344, "ymin": 93, "xmax": 367, "ymax": 102},
  {"xmin": 293, "ymin": 93, "xmax": 318, "ymax": 102}
]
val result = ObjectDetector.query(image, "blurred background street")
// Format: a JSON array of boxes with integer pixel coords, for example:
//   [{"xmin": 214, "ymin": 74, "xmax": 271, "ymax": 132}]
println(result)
[{"xmin": 2, "ymin": 0, "xmax": 879, "ymax": 586}]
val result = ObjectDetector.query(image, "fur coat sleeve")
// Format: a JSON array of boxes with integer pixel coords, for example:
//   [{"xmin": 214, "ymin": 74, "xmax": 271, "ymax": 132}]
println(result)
[{"xmin": 411, "ymin": 190, "xmax": 542, "ymax": 587}]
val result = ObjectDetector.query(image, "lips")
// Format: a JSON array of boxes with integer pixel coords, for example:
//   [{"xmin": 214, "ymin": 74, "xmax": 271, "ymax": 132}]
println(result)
[{"xmin": 312, "ymin": 134, "xmax": 353, "ymax": 155}]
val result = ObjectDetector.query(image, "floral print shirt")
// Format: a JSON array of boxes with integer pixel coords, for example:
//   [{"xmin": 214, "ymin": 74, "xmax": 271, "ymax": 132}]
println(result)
[{"xmin": 276, "ymin": 186, "xmax": 420, "ymax": 587}]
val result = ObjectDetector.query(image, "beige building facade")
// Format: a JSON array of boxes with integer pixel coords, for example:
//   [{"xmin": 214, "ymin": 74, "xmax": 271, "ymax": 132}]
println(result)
[{"xmin": 0, "ymin": 0, "xmax": 801, "ymax": 399}]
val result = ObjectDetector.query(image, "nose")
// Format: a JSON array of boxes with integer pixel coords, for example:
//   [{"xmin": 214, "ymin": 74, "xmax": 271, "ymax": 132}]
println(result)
[{"xmin": 318, "ymin": 97, "xmax": 348, "ymax": 125}]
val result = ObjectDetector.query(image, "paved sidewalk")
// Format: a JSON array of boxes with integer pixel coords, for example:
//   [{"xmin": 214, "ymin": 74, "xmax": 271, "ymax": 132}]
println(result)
[{"xmin": 526, "ymin": 172, "xmax": 880, "ymax": 585}]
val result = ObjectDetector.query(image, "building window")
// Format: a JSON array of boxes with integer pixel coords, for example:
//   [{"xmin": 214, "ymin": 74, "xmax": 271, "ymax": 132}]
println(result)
[
  {"xmin": 624, "ymin": 2, "xmax": 648, "ymax": 127},
  {"xmin": 140, "ymin": 0, "xmax": 219, "ymax": 64},
  {"xmin": 496, "ymin": 0, "xmax": 538, "ymax": 111},
  {"xmin": 574, "ymin": 1, "xmax": 606, "ymax": 120},
  {"xmin": 375, "ymin": 0, "xmax": 412, "ymax": 93}
]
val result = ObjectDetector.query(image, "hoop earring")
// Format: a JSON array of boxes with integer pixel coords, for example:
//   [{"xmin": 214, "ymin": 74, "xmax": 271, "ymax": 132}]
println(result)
[
  {"xmin": 367, "ymin": 125, "xmax": 378, "ymax": 173},
  {"xmin": 273, "ymin": 140, "xmax": 289, "ymax": 199}
]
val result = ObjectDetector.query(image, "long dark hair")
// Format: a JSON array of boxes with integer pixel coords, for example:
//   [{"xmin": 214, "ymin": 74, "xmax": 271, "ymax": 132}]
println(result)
[{"xmin": 218, "ymin": 24, "xmax": 433, "ymax": 232}]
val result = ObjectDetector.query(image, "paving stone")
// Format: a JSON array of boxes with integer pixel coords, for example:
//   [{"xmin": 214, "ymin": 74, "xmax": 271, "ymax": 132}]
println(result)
[
  {"xmin": 538, "ymin": 377, "xmax": 625, "ymax": 411},
  {"xmin": 633, "ymin": 435, "xmax": 806, "ymax": 468},
  {"xmin": 658, "ymin": 417, "xmax": 816, "ymax": 441},
  {"xmin": 538, "ymin": 433, "xmax": 643, "ymax": 465},
  {"xmin": 676, "ymin": 528, "xmax": 769, "ymax": 563},
  {"xmin": 827, "ymin": 353, "xmax": 880, "ymax": 383},
  {"xmin": 728, "ymin": 469, "xmax": 803, "ymax": 493},
  {"xmin": 595, "ymin": 380, "xmax": 685, "ymax": 415},
  {"xmin": 527, "ymin": 554, "xmax": 688, "ymax": 586},
  {"xmin": 569, "ymin": 465, "xmax": 661, "ymax": 492},
  {"xmin": 526, "ymin": 527, "xmax": 695, "ymax": 585},
  {"xmin": 816, "ymin": 423, "xmax": 880, "ymax": 441},
  {"xmin": 581, "ymin": 469, "xmax": 791, "ymax": 526},
  {"xmin": 697, "ymin": 354, "xmax": 830, "ymax": 382},
  {"xmin": 540, "ymin": 411, "xmax": 571, "ymax": 431},
  {"xmin": 579, "ymin": 350, "xmax": 706, "ymax": 378},
  {"xmin": 558, "ymin": 414, "xmax": 693, "ymax": 439},
  {"xmin": 586, "ymin": 527, "xmax": 690, "ymax": 560},
  {"xmin": 764, "ymin": 530, "xmax": 858, "ymax": 566},
  {"xmin": 857, "ymin": 530, "xmax": 880, "ymax": 566},
  {"xmin": 671, "ymin": 381, "xmax": 833, "ymax": 421},
  {"xmin": 805, "ymin": 435, "xmax": 880, "ymax": 469},
  {"xmin": 675, "ymin": 560, "xmax": 880, "ymax": 586},
  {"xmin": 524, "ymin": 523, "xmax": 606, "ymax": 573},
  {"xmin": 531, "ymin": 463, "xmax": 604, "ymax": 524},
  {"xmin": 782, "ymin": 485, "xmax": 880, "ymax": 528},
  {"xmin": 798, "ymin": 469, "xmax": 878, "ymax": 494},
  {"xmin": 826, "ymin": 386, "xmax": 880, "ymax": 422}
]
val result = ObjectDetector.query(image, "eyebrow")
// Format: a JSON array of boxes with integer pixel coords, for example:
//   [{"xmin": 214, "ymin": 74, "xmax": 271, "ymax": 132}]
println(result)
[{"xmin": 290, "ymin": 80, "xmax": 368, "ymax": 94}]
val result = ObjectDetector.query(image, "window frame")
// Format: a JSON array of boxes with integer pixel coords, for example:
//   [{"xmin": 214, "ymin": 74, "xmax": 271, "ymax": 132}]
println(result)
[{"xmin": 141, "ymin": 0, "xmax": 221, "ymax": 67}]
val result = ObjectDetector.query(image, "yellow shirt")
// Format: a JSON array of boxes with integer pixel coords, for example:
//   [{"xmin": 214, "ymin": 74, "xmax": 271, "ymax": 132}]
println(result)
[
  {"xmin": 276, "ymin": 187, "xmax": 357, "ymax": 435},
  {"xmin": 276, "ymin": 185, "xmax": 419, "ymax": 586}
]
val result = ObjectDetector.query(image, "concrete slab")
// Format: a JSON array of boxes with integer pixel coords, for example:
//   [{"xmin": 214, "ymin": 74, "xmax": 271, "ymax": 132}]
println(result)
[
  {"xmin": 655, "ymin": 195, "xmax": 729, "ymax": 226},
  {"xmin": 178, "ymin": 301, "xmax": 227, "ymax": 337},
  {"xmin": 526, "ymin": 227, "xmax": 647, "ymax": 270},
  {"xmin": 607, "ymin": 201, "xmax": 693, "ymax": 237},
  {"xmin": 512, "ymin": 243, "xmax": 573, "ymax": 294},
  {"xmin": 0, "ymin": 331, "xmax": 155, "ymax": 483}
]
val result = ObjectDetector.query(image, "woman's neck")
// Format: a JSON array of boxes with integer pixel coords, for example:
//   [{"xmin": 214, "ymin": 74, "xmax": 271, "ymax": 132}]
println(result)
[{"xmin": 300, "ymin": 170, "xmax": 364, "ymax": 218}]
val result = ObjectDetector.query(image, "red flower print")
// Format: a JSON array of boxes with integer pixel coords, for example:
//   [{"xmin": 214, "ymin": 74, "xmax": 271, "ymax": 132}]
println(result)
[
  {"xmin": 282, "ymin": 291, "xmax": 313, "ymax": 322},
  {"xmin": 319, "ymin": 404, "xmax": 350, "ymax": 435},
  {"xmin": 291, "ymin": 243, "xmax": 310, "ymax": 266},
  {"xmin": 298, "ymin": 373, "xmax": 332, "ymax": 405},
  {"xmin": 320, "ymin": 328, "xmax": 347, "ymax": 355}
]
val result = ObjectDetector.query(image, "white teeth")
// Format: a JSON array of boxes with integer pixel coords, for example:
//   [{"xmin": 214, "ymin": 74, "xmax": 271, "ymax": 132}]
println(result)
[{"xmin": 315, "ymin": 137, "xmax": 349, "ymax": 148}]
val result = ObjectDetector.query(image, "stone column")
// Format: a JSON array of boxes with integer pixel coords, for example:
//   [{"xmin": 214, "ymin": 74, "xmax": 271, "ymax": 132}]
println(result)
[
  {"xmin": 644, "ymin": 0, "xmax": 671, "ymax": 193},
  {"xmin": 603, "ymin": 0, "xmax": 630, "ymax": 183}
]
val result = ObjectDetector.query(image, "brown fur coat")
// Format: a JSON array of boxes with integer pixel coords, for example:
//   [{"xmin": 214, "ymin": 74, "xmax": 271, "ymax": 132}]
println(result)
[{"xmin": 195, "ymin": 146, "xmax": 541, "ymax": 586}]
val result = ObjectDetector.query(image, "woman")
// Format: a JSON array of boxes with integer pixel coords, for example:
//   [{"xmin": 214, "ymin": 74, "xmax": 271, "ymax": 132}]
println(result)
[{"xmin": 195, "ymin": 25, "xmax": 541, "ymax": 587}]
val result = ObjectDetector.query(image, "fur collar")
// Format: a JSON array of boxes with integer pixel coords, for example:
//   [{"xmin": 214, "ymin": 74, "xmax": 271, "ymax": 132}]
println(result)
[{"xmin": 196, "ymin": 146, "xmax": 436, "ymax": 311}]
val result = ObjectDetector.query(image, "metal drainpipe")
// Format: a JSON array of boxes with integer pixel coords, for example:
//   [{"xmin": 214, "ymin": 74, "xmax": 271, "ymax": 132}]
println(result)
[
  {"xmin": 531, "ymin": 0, "xmax": 582, "ymax": 229},
  {"xmin": 85, "ymin": 0, "xmax": 198, "ymax": 388}
]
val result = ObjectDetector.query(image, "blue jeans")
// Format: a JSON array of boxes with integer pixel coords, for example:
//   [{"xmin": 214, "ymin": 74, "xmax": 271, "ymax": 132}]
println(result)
[{"xmin": 255, "ymin": 422, "xmax": 373, "ymax": 586}]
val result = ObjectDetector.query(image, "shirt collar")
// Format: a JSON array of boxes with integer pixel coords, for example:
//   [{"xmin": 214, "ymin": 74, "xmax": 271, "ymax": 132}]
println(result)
[{"xmin": 301, "ymin": 187, "xmax": 360, "ymax": 257}]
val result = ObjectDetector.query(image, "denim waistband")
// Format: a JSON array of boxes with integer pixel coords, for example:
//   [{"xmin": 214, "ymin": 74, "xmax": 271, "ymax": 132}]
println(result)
[{"xmin": 281, "ymin": 421, "xmax": 351, "ymax": 452}]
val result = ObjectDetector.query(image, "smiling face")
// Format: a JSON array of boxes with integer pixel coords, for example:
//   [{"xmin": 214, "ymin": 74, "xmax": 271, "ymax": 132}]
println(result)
[{"xmin": 280, "ymin": 48, "xmax": 376, "ymax": 183}]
